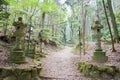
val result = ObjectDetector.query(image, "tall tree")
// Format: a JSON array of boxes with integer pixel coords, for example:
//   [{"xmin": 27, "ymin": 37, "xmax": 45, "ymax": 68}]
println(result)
[
  {"xmin": 107, "ymin": 0, "xmax": 119, "ymax": 43},
  {"xmin": 102, "ymin": 0, "xmax": 116, "ymax": 52},
  {"xmin": 81, "ymin": 0, "xmax": 89, "ymax": 54}
]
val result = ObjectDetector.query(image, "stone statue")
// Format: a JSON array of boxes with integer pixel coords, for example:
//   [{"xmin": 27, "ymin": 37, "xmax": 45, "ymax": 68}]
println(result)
[
  {"xmin": 13, "ymin": 17, "xmax": 27, "ymax": 41},
  {"xmin": 91, "ymin": 21, "xmax": 108, "ymax": 63},
  {"xmin": 8, "ymin": 17, "xmax": 27, "ymax": 64}
]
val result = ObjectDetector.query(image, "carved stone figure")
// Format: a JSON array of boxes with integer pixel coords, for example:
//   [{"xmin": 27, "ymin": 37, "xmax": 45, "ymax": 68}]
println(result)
[
  {"xmin": 91, "ymin": 21, "xmax": 108, "ymax": 63},
  {"xmin": 8, "ymin": 17, "xmax": 27, "ymax": 64},
  {"xmin": 13, "ymin": 17, "xmax": 27, "ymax": 40}
]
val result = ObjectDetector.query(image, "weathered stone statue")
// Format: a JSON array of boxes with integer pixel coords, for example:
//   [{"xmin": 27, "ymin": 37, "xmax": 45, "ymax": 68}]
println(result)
[
  {"xmin": 8, "ymin": 17, "xmax": 27, "ymax": 64},
  {"xmin": 91, "ymin": 21, "xmax": 108, "ymax": 63},
  {"xmin": 13, "ymin": 17, "xmax": 27, "ymax": 41}
]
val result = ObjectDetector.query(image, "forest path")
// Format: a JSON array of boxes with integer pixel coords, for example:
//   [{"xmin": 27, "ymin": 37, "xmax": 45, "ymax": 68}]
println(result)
[{"xmin": 40, "ymin": 46, "xmax": 88, "ymax": 80}]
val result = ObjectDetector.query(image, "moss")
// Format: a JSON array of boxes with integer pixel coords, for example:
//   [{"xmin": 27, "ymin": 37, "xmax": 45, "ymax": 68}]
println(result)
[
  {"xmin": 8, "ymin": 49, "xmax": 26, "ymax": 64},
  {"xmin": 101, "ymin": 72, "xmax": 112, "ymax": 79},
  {"xmin": 18, "ymin": 72, "xmax": 31, "ymax": 80},
  {"xmin": 89, "ymin": 70, "xmax": 100, "ymax": 78},
  {"xmin": 115, "ymin": 72, "xmax": 120, "ymax": 78},
  {"xmin": 98, "ymin": 66, "xmax": 108, "ymax": 72},
  {"xmin": 13, "ymin": 68, "xmax": 23, "ymax": 77},
  {"xmin": 1, "ymin": 68, "xmax": 12, "ymax": 77},
  {"xmin": 37, "ymin": 67, "xmax": 43, "ymax": 76},
  {"xmin": 0, "ymin": 67, "xmax": 41, "ymax": 80},
  {"xmin": 31, "ymin": 68, "xmax": 38, "ymax": 77},
  {"xmin": 77, "ymin": 62, "xmax": 120, "ymax": 79},
  {"xmin": 92, "ymin": 51, "xmax": 108, "ymax": 63},
  {"xmin": 78, "ymin": 62, "xmax": 87, "ymax": 72},
  {"xmin": 31, "ymin": 77, "xmax": 40, "ymax": 80},
  {"xmin": 3, "ymin": 75, "xmax": 16, "ymax": 80}
]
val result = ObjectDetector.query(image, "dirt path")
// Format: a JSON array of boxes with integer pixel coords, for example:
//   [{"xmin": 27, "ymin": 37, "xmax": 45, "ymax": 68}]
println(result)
[{"xmin": 41, "ymin": 46, "xmax": 90, "ymax": 80}]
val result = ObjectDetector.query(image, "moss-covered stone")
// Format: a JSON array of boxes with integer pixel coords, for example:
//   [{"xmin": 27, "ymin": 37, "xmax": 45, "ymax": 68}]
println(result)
[
  {"xmin": 31, "ymin": 68, "xmax": 38, "ymax": 77},
  {"xmin": 25, "ymin": 42, "xmax": 36, "ymax": 58},
  {"xmin": 101, "ymin": 72, "xmax": 112, "ymax": 79},
  {"xmin": 0, "ymin": 67, "xmax": 41, "ymax": 80},
  {"xmin": 89, "ymin": 70, "xmax": 100, "ymax": 78},
  {"xmin": 92, "ymin": 51, "xmax": 108, "ymax": 63},
  {"xmin": 37, "ymin": 67, "xmax": 43, "ymax": 76},
  {"xmin": 1, "ymin": 68, "xmax": 12, "ymax": 77},
  {"xmin": 77, "ymin": 62, "xmax": 120, "ymax": 79},
  {"xmin": 115, "ymin": 72, "xmax": 120, "ymax": 78},
  {"xmin": 3, "ymin": 75, "xmax": 16, "ymax": 80},
  {"xmin": 8, "ymin": 48, "xmax": 26, "ymax": 64}
]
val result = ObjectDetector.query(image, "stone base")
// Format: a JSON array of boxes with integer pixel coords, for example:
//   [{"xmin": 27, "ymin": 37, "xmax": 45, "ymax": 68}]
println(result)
[
  {"xmin": 77, "ymin": 62, "xmax": 120, "ymax": 78},
  {"xmin": 26, "ymin": 50, "xmax": 35, "ymax": 58},
  {"xmin": 0, "ymin": 66, "xmax": 42, "ymax": 80},
  {"xmin": 8, "ymin": 48, "xmax": 26, "ymax": 64},
  {"xmin": 26, "ymin": 50, "xmax": 46, "ymax": 59},
  {"xmin": 92, "ymin": 49, "xmax": 108, "ymax": 63}
]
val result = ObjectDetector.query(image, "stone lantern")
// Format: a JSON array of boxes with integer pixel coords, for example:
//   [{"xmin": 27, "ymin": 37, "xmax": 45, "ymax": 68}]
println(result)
[
  {"xmin": 8, "ymin": 17, "xmax": 27, "ymax": 64},
  {"xmin": 91, "ymin": 21, "xmax": 108, "ymax": 63}
]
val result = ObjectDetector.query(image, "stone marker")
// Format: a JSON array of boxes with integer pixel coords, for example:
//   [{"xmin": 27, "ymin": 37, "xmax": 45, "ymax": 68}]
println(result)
[{"xmin": 91, "ymin": 21, "xmax": 108, "ymax": 63}]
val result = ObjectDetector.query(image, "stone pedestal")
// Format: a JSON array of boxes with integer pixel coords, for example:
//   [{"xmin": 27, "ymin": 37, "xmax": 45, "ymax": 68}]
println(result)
[
  {"xmin": 25, "ymin": 43, "xmax": 36, "ymax": 58},
  {"xmin": 92, "ymin": 49, "xmax": 108, "ymax": 63},
  {"xmin": 91, "ymin": 21, "xmax": 108, "ymax": 63},
  {"xmin": 25, "ymin": 43, "xmax": 42, "ymax": 59},
  {"xmin": 8, "ymin": 46, "xmax": 26, "ymax": 64}
]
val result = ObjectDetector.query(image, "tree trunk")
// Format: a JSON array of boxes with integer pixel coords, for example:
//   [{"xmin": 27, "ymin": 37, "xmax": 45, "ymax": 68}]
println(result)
[
  {"xmin": 107, "ymin": 0, "xmax": 119, "ymax": 43},
  {"xmin": 81, "ymin": 0, "xmax": 87, "ymax": 54},
  {"xmin": 102, "ymin": 0, "xmax": 116, "ymax": 52},
  {"xmin": 50, "ymin": 15, "xmax": 54, "ymax": 36},
  {"xmin": 41, "ymin": 12, "xmax": 45, "ymax": 29},
  {"xmin": 70, "ymin": 22, "xmax": 73, "ymax": 44}
]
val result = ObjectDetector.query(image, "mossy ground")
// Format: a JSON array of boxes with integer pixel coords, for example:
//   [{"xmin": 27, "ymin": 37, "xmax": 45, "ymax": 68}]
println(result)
[
  {"xmin": 0, "ymin": 67, "xmax": 42, "ymax": 80},
  {"xmin": 77, "ymin": 62, "xmax": 120, "ymax": 79}
]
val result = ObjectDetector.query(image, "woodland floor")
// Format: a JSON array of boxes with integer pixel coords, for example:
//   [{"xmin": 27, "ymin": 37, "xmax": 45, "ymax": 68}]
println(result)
[
  {"xmin": 41, "ymin": 42, "xmax": 120, "ymax": 80},
  {"xmin": 41, "ymin": 46, "xmax": 90, "ymax": 80},
  {"xmin": 0, "ymin": 41, "xmax": 120, "ymax": 80}
]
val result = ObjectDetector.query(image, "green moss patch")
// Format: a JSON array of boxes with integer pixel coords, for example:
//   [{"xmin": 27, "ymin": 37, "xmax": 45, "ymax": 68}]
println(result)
[
  {"xmin": 0, "ymin": 66, "xmax": 42, "ymax": 80},
  {"xmin": 77, "ymin": 62, "xmax": 120, "ymax": 79},
  {"xmin": 92, "ymin": 51, "xmax": 108, "ymax": 63}
]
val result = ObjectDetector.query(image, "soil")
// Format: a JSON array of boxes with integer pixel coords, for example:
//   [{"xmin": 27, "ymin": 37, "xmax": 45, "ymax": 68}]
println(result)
[{"xmin": 41, "ymin": 42, "xmax": 120, "ymax": 80}]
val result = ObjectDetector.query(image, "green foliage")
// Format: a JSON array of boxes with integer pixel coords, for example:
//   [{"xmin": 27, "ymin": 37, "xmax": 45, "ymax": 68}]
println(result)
[
  {"xmin": 0, "ymin": 0, "xmax": 8, "ymax": 5},
  {"xmin": 41, "ymin": 28, "xmax": 51, "ymax": 40},
  {"xmin": 19, "ymin": 0, "xmax": 39, "ymax": 7},
  {"xmin": 39, "ymin": 0, "xmax": 57, "ymax": 12}
]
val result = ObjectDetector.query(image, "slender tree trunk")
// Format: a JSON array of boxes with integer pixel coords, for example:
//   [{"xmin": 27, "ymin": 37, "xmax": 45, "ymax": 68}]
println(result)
[
  {"xmin": 51, "ymin": 21, "xmax": 55, "ymax": 36},
  {"xmin": 50, "ymin": 15, "xmax": 54, "ymax": 36},
  {"xmin": 102, "ymin": 0, "xmax": 116, "ymax": 52},
  {"xmin": 42, "ymin": 12, "xmax": 45, "ymax": 29},
  {"xmin": 81, "ymin": 0, "xmax": 87, "ymax": 54},
  {"xmin": 70, "ymin": 22, "xmax": 73, "ymax": 44},
  {"xmin": 107, "ymin": 0, "xmax": 119, "ymax": 43}
]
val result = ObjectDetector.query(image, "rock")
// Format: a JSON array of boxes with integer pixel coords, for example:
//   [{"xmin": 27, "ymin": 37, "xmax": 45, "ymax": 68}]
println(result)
[
  {"xmin": 3, "ymin": 75, "xmax": 16, "ymax": 80},
  {"xmin": 92, "ymin": 51, "xmax": 108, "ymax": 63},
  {"xmin": 8, "ymin": 48, "xmax": 26, "ymax": 64},
  {"xmin": 20, "ymin": 72, "xmax": 31, "ymax": 80},
  {"xmin": 77, "ymin": 62, "xmax": 120, "ymax": 79},
  {"xmin": 101, "ymin": 72, "xmax": 112, "ymax": 79},
  {"xmin": 106, "ymin": 67, "xmax": 115, "ymax": 76},
  {"xmin": 1, "ymin": 68, "xmax": 12, "ymax": 77},
  {"xmin": 89, "ymin": 71, "xmax": 100, "ymax": 78}
]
